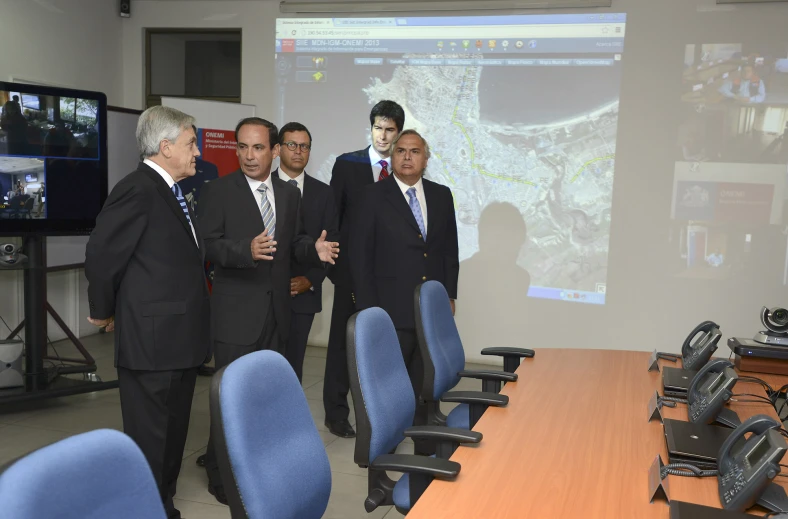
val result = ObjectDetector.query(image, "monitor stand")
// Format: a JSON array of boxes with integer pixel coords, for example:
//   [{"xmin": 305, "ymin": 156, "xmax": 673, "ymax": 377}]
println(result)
[
  {"xmin": 757, "ymin": 482, "xmax": 788, "ymax": 514},
  {"xmin": 715, "ymin": 408, "xmax": 741, "ymax": 429},
  {"xmin": 0, "ymin": 235, "xmax": 117, "ymax": 404}
]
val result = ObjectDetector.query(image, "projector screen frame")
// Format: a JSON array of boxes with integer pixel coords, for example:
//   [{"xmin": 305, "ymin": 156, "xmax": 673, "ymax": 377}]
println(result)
[{"xmin": 279, "ymin": 0, "xmax": 612, "ymax": 14}]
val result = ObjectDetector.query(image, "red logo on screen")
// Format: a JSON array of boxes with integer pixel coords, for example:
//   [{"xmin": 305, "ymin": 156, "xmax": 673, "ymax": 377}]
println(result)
[{"xmin": 199, "ymin": 129, "xmax": 238, "ymax": 177}]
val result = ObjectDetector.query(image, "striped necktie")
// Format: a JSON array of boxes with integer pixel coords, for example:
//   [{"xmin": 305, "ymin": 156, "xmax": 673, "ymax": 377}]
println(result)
[
  {"xmin": 378, "ymin": 160, "xmax": 389, "ymax": 181},
  {"xmin": 257, "ymin": 184, "xmax": 275, "ymax": 239},
  {"xmin": 171, "ymin": 184, "xmax": 191, "ymax": 224},
  {"xmin": 407, "ymin": 187, "xmax": 426, "ymax": 241}
]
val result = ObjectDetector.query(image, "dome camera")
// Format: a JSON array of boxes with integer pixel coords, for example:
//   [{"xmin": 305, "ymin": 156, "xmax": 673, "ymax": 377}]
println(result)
[
  {"xmin": 0, "ymin": 244, "xmax": 27, "ymax": 269},
  {"xmin": 761, "ymin": 306, "xmax": 788, "ymax": 335}
]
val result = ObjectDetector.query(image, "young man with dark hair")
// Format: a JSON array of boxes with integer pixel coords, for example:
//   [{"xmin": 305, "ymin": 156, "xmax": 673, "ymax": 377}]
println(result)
[{"xmin": 323, "ymin": 100, "xmax": 405, "ymax": 438}]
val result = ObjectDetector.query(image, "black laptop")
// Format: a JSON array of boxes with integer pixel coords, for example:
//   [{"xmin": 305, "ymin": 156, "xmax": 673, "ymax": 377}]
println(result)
[
  {"xmin": 670, "ymin": 501, "xmax": 761, "ymax": 518},
  {"xmin": 663, "ymin": 418, "xmax": 734, "ymax": 470},
  {"xmin": 662, "ymin": 366, "xmax": 699, "ymax": 397}
]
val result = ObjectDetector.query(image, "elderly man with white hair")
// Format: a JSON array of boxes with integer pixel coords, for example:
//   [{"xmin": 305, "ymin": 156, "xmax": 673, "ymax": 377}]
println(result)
[{"xmin": 85, "ymin": 105, "xmax": 210, "ymax": 519}]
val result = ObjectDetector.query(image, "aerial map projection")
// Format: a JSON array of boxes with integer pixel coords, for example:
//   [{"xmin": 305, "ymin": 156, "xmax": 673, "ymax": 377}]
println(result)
[{"xmin": 275, "ymin": 14, "xmax": 627, "ymax": 304}]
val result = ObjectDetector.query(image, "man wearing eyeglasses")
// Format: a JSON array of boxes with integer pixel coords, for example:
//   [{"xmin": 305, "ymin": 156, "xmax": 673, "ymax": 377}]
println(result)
[{"xmin": 272, "ymin": 122, "xmax": 338, "ymax": 381}]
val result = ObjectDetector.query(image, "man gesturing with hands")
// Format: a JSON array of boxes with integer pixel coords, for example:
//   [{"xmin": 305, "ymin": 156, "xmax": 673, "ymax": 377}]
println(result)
[{"xmin": 196, "ymin": 117, "xmax": 338, "ymax": 503}]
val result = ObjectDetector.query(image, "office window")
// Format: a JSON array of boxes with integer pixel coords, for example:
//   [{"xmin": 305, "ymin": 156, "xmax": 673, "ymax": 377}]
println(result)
[{"xmin": 145, "ymin": 29, "xmax": 242, "ymax": 108}]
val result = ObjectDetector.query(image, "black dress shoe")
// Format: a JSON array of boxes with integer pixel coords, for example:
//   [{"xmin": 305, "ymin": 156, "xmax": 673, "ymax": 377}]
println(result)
[
  {"xmin": 208, "ymin": 484, "xmax": 228, "ymax": 505},
  {"xmin": 196, "ymin": 454, "xmax": 206, "ymax": 467},
  {"xmin": 197, "ymin": 364, "xmax": 216, "ymax": 377},
  {"xmin": 325, "ymin": 419, "xmax": 356, "ymax": 438}
]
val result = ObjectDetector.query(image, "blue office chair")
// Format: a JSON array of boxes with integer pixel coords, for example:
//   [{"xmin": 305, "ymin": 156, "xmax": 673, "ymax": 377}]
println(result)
[
  {"xmin": 347, "ymin": 307, "xmax": 481, "ymax": 515},
  {"xmin": 210, "ymin": 350, "xmax": 331, "ymax": 519},
  {"xmin": 415, "ymin": 281, "xmax": 535, "ymax": 429},
  {"xmin": 0, "ymin": 428, "xmax": 166, "ymax": 519}
]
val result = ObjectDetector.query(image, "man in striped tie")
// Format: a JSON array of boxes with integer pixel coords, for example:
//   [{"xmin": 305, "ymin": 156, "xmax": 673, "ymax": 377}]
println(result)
[
  {"xmin": 196, "ymin": 117, "xmax": 339, "ymax": 503},
  {"xmin": 349, "ymin": 129, "xmax": 459, "ymax": 445}
]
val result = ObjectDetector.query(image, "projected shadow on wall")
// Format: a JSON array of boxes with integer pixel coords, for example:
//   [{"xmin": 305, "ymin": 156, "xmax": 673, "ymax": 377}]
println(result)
[{"xmin": 457, "ymin": 202, "xmax": 531, "ymax": 351}]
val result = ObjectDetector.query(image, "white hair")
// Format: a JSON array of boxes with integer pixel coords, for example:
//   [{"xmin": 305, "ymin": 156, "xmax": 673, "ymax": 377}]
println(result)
[{"xmin": 136, "ymin": 105, "xmax": 195, "ymax": 158}]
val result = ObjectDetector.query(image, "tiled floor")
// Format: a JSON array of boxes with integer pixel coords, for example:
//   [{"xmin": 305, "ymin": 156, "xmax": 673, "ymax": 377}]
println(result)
[{"xmin": 0, "ymin": 332, "xmax": 489, "ymax": 518}]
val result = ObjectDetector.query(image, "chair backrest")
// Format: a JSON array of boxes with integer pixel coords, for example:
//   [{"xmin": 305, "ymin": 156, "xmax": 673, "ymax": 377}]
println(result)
[
  {"xmin": 211, "ymin": 350, "xmax": 331, "ymax": 519},
  {"xmin": 347, "ymin": 307, "xmax": 415, "ymax": 466},
  {"xmin": 0, "ymin": 429, "xmax": 166, "ymax": 519},
  {"xmin": 415, "ymin": 281, "xmax": 466, "ymax": 401}
]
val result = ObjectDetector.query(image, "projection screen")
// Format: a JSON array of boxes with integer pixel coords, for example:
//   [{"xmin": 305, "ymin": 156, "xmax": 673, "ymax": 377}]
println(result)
[{"xmin": 275, "ymin": 13, "xmax": 627, "ymax": 305}]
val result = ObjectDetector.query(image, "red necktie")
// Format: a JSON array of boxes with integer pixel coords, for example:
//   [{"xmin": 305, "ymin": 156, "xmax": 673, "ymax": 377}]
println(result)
[{"xmin": 378, "ymin": 160, "xmax": 389, "ymax": 181}]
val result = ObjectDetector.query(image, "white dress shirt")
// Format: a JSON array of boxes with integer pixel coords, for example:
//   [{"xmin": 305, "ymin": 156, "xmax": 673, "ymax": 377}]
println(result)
[
  {"xmin": 144, "ymin": 159, "xmax": 198, "ymax": 245},
  {"xmin": 393, "ymin": 175, "xmax": 428, "ymax": 231},
  {"xmin": 369, "ymin": 146, "xmax": 389, "ymax": 182},
  {"xmin": 280, "ymin": 170, "xmax": 305, "ymax": 196},
  {"xmin": 245, "ymin": 173, "xmax": 276, "ymax": 223}
]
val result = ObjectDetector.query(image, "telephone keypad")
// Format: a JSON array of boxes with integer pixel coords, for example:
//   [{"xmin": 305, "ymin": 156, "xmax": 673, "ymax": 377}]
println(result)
[
  {"xmin": 690, "ymin": 397, "xmax": 708, "ymax": 422},
  {"xmin": 720, "ymin": 464, "xmax": 746, "ymax": 504}
]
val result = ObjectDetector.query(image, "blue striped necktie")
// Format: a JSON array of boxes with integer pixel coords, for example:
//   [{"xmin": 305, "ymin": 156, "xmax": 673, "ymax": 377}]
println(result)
[
  {"xmin": 171, "ymin": 184, "xmax": 191, "ymax": 224},
  {"xmin": 407, "ymin": 187, "xmax": 426, "ymax": 241},
  {"xmin": 257, "ymin": 184, "xmax": 275, "ymax": 239}
]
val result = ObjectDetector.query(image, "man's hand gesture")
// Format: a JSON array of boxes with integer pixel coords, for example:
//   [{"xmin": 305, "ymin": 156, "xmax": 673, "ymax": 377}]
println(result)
[{"xmin": 315, "ymin": 230, "xmax": 339, "ymax": 264}]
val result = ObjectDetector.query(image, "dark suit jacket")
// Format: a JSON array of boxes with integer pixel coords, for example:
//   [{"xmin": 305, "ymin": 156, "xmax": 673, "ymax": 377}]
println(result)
[
  {"xmin": 85, "ymin": 162, "xmax": 211, "ymax": 371},
  {"xmin": 329, "ymin": 147, "xmax": 375, "ymax": 287},
  {"xmin": 349, "ymin": 175, "xmax": 459, "ymax": 330},
  {"xmin": 197, "ymin": 169, "xmax": 322, "ymax": 346},
  {"xmin": 272, "ymin": 169, "xmax": 338, "ymax": 315}
]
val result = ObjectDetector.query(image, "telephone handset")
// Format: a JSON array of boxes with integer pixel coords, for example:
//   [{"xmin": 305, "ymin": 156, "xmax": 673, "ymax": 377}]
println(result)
[
  {"xmin": 682, "ymin": 320, "xmax": 722, "ymax": 371},
  {"xmin": 717, "ymin": 415, "xmax": 788, "ymax": 511},
  {"xmin": 687, "ymin": 359, "xmax": 738, "ymax": 426}
]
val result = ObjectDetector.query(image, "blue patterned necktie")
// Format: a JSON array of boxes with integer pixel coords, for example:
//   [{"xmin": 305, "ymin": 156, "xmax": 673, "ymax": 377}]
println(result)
[
  {"xmin": 407, "ymin": 187, "xmax": 426, "ymax": 241},
  {"xmin": 171, "ymin": 184, "xmax": 191, "ymax": 224},
  {"xmin": 288, "ymin": 179, "xmax": 299, "ymax": 195},
  {"xmin": 257, "ymin": 184, "xmax": 275, "ymax": 239}
]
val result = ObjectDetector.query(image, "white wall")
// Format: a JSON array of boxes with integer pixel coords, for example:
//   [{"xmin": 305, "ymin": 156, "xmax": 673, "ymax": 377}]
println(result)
[
  {"xmin": 122, "ymin": 1, "xmax": 279, "ymax": 113},
  {"xmin": 0, "ymin": 0, "xmax": 123, "ymax": 102},
  {"xmin": 120, "ymin": 0, "xmax": 788, "ymax": 360},
  {"xmin": 0, "ymin": 0, "xmax": 124, "ymax": 343},
  {"xmin": 30, "ymin": 0, "xmax": 763, "ymax": 365}
]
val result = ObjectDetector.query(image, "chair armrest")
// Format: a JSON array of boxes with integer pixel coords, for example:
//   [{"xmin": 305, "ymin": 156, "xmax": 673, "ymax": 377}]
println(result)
[
  {"xmin": 458, "ymin": 369, "xmax": 517, "ymax": 383},
  {"xmin": 441, "ymin": 390, "xmax": 509, "ymax": 407},
  {"xmin": 403, "ymin": 425, "xmax": 482, "ymax": 444},
  {"xmin": 369, "ymin": 454, "xmax": 460, "ymax": 479},
  {"xmin": 481, "ymin": 347, "xmax": 535, "ymax": 358}
]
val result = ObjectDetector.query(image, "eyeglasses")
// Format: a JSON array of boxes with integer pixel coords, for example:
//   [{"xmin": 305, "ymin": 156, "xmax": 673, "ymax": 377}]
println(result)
[{"xmin": 283, "ymin": 141, "xmax": 311, "ymax": 152}]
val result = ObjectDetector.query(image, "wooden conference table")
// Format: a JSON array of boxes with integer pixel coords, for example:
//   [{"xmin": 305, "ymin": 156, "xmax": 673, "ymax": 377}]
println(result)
[{"xmin": 407, "ymin": 348, "xmax": 788, "ymax": 518}]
